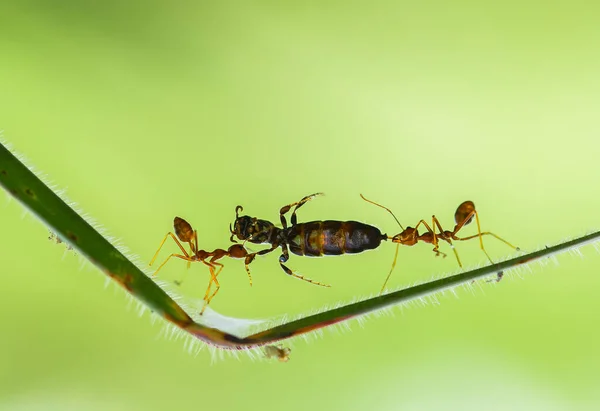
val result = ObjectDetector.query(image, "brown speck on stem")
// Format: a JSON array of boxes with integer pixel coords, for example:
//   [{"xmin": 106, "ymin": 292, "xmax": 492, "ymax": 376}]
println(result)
[
  {"xmin": 66, "ymin": 231, "xmax": 78, "ymax": 242},
  {"xmin": 24, "ymin": 187, "xmax": 36, "ymax": 198}
]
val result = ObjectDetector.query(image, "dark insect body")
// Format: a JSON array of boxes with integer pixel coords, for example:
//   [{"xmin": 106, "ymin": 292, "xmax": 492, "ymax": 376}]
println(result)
[
  {"xmin": 229, "ymin": 193, "xmax": 388, "ymax": 288},
  {"xmin": 149, "ymin": 217, "xmax": 251, "ymax": 314}
]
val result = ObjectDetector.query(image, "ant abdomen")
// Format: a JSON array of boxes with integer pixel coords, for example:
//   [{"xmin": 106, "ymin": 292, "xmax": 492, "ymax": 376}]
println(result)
[
  {"xmin": 174, "ymin": 216, "xmax": 194, "ymax": 242},
  {"xmin": 454, "ymin": 201, "xmax": 475, "ymax": 226}
]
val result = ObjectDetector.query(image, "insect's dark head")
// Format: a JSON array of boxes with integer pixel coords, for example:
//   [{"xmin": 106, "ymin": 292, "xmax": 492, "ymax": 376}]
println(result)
[{"xmin": 229, "ymin": 205, "xmax": 275, "ymax": 244}]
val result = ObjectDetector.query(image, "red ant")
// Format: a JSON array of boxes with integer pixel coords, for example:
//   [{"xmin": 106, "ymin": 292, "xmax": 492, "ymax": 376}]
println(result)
[
  {"xmin": 360, "ymin": 194, "xmax": 520, "ymax": 292},
  {"xmin": 149, "ymin": 217, "xmax": 251, "ymax": 314}
]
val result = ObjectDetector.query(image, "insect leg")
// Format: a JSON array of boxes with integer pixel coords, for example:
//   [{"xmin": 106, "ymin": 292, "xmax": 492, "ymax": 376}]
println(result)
[
  {"xmin": 380, "ymin": 243, "xmax": 400, "ymax": 294},
  {"xmin": 414, "ymin": 219, "xmax": 447, "ymax": 259},
  {"xmin": 432, "ymin": 216, "xmax": 461, "ymax": 266},
  {"xmin": 185, "ymin": 229, "xmax": 199, "ymax": 270},
  {"xmin": 454, "ymin": 229, "xmax": 520, "ymax": 263},
  {"xmin": 199, "ymin": 262, "xmax": 222, "ymax": 315},
  {"xmin": 152, "ymin": 253, "xmax": 194, "ymax": 277},
  {"xmin": 278, "ymin": 244, "xmax": 330, "ymax": 287},
  {"xmin": 453, "ymin": 209, "xmax": 494, "ymax": 263},
  {"xmin": 242, "ymin": 244, "xmax": 279, "ymax": 284},
  {"xmin": 279, "ymin": 192, "xmax": 324, "ymax": 227},
  {"xmin": 149, "ymin": 232, "xmax": 190, "ymax": 267}
]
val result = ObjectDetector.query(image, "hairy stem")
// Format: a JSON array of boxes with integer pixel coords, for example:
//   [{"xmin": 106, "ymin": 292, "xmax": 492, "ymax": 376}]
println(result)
[{"xmin": 1, "ymin": 141, "xmax": 597, "ymax": 350}]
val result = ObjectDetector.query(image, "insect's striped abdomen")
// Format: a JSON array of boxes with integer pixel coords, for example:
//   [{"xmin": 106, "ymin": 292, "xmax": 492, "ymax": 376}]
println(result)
[{"xmin": 287, "ymin": 221, "xmax": 385, "ymax": 257}]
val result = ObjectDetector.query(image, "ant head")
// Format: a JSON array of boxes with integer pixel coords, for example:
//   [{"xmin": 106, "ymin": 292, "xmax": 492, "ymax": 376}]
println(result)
[
  {"xmin": 391, "ymin": 227, "xmax": 418, "ymax": 246},
  {"xmin": 455, "ymin": 201, "xmax": 475, "ymax": 226}
]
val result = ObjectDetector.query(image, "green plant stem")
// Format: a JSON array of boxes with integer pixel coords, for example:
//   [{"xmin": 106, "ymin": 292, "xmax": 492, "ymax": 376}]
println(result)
[{"xmin": 1, "ymin": 141, "xmax": 597, "ymax": 350}]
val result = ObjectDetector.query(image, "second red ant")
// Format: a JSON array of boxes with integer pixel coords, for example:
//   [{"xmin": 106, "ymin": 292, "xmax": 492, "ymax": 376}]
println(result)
[
  {"xmin": 149, "ymin": 217, "xmax": 252, "ymax": 314},
  {"xmin": 360, "ymin": 194, "xmax": 519, "ymax": 292}
]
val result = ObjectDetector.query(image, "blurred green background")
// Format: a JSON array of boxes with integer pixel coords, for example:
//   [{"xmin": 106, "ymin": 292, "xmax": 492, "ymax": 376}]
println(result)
[{"xmin": 1, "ymin": 1, "xmax": 599, "ymax": 410}]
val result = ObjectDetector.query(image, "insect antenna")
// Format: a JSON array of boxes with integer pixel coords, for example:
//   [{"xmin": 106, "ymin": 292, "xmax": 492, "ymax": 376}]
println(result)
[{"xmin": 360, "ymin": 194, "xmax": 405, "ymax": 230}]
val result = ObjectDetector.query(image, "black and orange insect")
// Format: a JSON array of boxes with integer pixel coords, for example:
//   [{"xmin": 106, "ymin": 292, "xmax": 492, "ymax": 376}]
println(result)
[
  {"xmin": 360, "ymin": 194, "xmax": 519, "ymax": 292},
  {"xmin": 229, "ymin": 193, "xmax": 388, "ymax": 288},
  {"xmin": 149, "ymin": 217, "xmax": 251, "ymax": 314}
]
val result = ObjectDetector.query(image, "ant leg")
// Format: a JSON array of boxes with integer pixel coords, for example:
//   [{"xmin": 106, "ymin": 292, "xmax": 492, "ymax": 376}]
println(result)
[
  {"xmin": 149, "ymin": 232, "xmax": 190, "ymax": 267},
  {"xmin": 206, "ymin": 262, "xmax": 223, "ymax": 300},
  {"xmin": 429, "ymin": 216, "xmax": 441, "ymax": 258},
  {"xmin": 202, "ymin": 277, "xmax": 221, "ymax": 315},
  {"xmin": 199, "ymin": 263, "xmax": 222, "ymax": 315},
  {"xmin": 192, "ymin": 230, "xmax": 199, "ymax": 253},
  {"xmin": 380, "ymin": 243, "xmax": 400, "ymax": 294},
  {"xmin": 453, "ymin": 209, "xmax": 520, "ymax": 264},
  {"xmin": 210, "ymin": 260, "xmax": 225, "ymax": 278},
  {"xmin": 195, "ymin": 259, "xmax": 221, "ymax": 314},
  {"xmin": 279, "ymin": 192, "xmax": 324, "ymax": 227},
  {"xmin": 185, "ymin": 229, "xmax": 199, "ymax": 270},
  {"xmin": 278, "ymin": 245, "xmax": 330, "ymax": 287},
  {"xmin": 457, "ymin": 231, "xmax": 520, "ymax": 252},
  {"xmin": 413, "ymin": 219, "xmax": 447, "ymax": 259},
  {"xmin": 453, "ymin": 209, "xmax": 492, "ymax": 263},
  {"xmin": 431, "ymin": 216, "xmax": 461, "ymax": 266},
  {"xmin": 199, "ymin": 252, "xmax": 225, "ymax": 298},
  {"xmin": 152, "ymin": 253, "xmax": 194, "ymax": 277}
]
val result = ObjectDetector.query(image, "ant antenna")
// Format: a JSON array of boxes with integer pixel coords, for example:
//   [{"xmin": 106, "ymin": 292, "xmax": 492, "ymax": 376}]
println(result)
[{"xmin": 360, "ymin": 194, "xmax": 405, "ymax": 231}]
